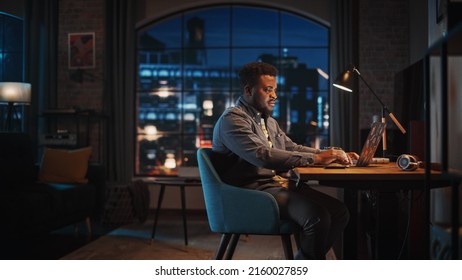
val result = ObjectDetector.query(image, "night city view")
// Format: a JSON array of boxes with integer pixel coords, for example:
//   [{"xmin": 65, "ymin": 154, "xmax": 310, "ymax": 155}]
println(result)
[{"xmin": 136, "ymin": 5, "xmax": 330, "ymax": 175}]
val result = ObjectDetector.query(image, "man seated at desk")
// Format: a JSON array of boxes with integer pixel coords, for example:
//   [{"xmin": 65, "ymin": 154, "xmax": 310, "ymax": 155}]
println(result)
[{"xmin": 212, "ymin": 61, "xmax": 359, "ymax": 260}]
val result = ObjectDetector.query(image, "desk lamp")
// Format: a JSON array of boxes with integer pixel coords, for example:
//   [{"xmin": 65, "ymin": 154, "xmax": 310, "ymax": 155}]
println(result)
[
  {"xmin": 333, "ymin": 64, "xmax": 406, "ymax": 157},
  {"xmin": 0, "ymin": 82, "xmax": 32, "ymax": 131}
]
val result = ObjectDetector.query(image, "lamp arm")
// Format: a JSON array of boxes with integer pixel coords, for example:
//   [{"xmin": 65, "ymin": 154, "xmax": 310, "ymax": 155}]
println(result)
[
  {"xmin": 354, "ymin": 68, "xmax": 386, "ymax": 108},
  {"xmin": 354, "ymin": 68, "xmax": 407, "ymax": 134},
  {"xmin": 388, "ymin": 112, "xmax": 407, "ymax": 134}
]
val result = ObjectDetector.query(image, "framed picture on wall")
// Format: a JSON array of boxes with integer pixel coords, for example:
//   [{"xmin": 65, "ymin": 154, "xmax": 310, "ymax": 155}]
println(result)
[{"xmin": 68, "ymin": 32, "xmax": 95, "ymax": 69}]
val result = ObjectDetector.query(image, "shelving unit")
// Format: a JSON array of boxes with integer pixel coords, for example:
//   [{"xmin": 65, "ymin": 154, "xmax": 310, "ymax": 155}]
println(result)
[
  {"xmin": 425, "ymin": 21, "xmax": 462, "ymax": 260},
  {"xmin": 39, "ymin": 109, "xmax": 105, "ymax": 162}
]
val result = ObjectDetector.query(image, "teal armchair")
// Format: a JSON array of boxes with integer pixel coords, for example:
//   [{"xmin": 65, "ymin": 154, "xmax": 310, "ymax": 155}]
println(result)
[{"xmin": 197, "ymin": 148, "xmax": 300, "ymax": 259}]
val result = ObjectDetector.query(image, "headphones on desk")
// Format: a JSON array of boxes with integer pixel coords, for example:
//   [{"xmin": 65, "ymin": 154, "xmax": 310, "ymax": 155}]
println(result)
[{"xmin": 396, "ymin": 154, "xmax": 421, "ymax": 171}]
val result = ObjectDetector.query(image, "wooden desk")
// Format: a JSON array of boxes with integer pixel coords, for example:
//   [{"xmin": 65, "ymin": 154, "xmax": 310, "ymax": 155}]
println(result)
[
  {"xmin": 143, "ymin": 177, "xmax": 202, "ymax": 246},
  {"xmin": 292, "ymin": 163, "xmax": 449, "ymax": 259},
  {"xmin": 293, "ymin": 163, "xmax": 445, "ymax": 188}
]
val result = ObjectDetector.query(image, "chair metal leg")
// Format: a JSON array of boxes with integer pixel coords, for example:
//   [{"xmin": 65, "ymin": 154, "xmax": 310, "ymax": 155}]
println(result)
[
  {"xmin": 281, "ymin": 234, "xmax": 294, "ymax": 260},
  {"xmin": 225, "ymin": 234, "xmax": 240, "ymax": 260},
  {"xmin": 215, "ymin": 234, "xmax": 232, "ymax": 259},
  {"xmin": 217, "ymin": 234, "xmax": 295, "ymax": 259}
]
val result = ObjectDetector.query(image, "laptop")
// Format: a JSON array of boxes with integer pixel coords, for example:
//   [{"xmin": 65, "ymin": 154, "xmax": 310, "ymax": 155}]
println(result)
[
  {"xmin": 321, "ymin": 122, "xmax": 386, "ymax": 168},
  {"xmin": 353, "ymin": 121, "xmax": 386, "ymax": 167}
]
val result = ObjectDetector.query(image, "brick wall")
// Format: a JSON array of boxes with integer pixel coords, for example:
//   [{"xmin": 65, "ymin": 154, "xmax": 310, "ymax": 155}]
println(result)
[
  {"xmin": 358, "ymin": 0, "xmax": 410, "ymax": 129},
  {"xmin": 57, "ymin": 0, "xmax": 104, "ymax": 110},
  {"xmin": 57, "ymin": 0, "xmax": 105, "ymax": 161}
]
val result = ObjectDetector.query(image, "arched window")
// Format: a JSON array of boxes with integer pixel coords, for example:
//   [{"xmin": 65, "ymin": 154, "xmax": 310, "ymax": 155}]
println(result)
[{"xmin": 136, "ymin": 5, "xmax": 329, "ymax": 176}]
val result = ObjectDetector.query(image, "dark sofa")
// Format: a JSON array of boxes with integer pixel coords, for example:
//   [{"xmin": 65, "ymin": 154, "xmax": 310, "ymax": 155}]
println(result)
[{"xmin": 0, "ymin": 133, "xmax": 105, "ymax": 238}]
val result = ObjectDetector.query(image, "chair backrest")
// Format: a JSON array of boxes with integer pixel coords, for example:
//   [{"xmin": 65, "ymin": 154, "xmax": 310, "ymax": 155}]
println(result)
[
  {"xmin": 196, "ymin": 148, "xmax": 228, "ymax": 232},
  {"xmin": 197, "ymin": 148, "xmax": 285, "ymax": 234}
]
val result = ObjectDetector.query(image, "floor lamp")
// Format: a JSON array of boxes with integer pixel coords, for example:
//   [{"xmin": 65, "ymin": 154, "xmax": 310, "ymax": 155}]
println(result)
[
  {"xmin": 333, "ymin": 64, "xmax": 406, "ymax": 158},
  {"xmin": 0, "ymin": 82, "xmax": 32, "ymax": 132}
]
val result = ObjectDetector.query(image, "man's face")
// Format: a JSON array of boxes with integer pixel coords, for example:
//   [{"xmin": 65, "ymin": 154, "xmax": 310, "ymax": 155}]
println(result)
[{"xmin": 246, "ymin": 75, "xmax": 277, "ymax": 115}]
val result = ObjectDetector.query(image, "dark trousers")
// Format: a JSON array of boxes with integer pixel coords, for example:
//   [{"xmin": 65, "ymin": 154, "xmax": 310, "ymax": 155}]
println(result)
[{"xmin": 263, "ymin": 182, "xmax": 349, "ymax": 259}]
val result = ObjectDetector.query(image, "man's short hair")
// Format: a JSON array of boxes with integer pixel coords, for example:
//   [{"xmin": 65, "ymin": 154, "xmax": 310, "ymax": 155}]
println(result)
[{"xmin": 238, "ymin": 62, "xmax": 278, "ymax": 88}]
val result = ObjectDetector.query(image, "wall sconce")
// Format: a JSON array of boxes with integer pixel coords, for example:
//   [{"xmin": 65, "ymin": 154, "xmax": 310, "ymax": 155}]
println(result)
[{"xmin": 0, "ymin": 82, "xmax": 32, "ymax": 131}]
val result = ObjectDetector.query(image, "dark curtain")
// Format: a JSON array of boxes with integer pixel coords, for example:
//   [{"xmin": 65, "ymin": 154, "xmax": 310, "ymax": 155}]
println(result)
[
  {"xmin": 24, "ymin": 0, "xmax": 59, "ymax": 139},
  {"xmin": 104, "ymin": 0, "xmax": 136, "ymax": 183},
  {"xmin": 330, "ymin": 0, "xmax": 359, "ymax": 151},
  {"xmin": 328, "ymin": 0, "xmax": 360, "ymax": 259}
]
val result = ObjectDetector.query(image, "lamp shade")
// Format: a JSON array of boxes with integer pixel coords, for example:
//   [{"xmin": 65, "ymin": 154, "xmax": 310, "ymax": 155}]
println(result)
[
  {"xmin": 0, "ymin": 82, "xmax": 32, "ymax": 104},
  {"xmin": 333, "ymin": 67, "xmax": 354, "ymax": 92}
]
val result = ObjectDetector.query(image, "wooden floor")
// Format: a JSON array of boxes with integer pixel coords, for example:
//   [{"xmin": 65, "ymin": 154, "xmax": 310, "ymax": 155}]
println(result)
[
  {"xmin": 62, "ymin": 210, "xmax": 303, "ymax": 260},
  {"xmin": 0, "ymin": 221, "xmax": 114, "ymax": 260},
  {"xmin": 1, "ymin": 209, "xmax": 359, "ymax": 260}
]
